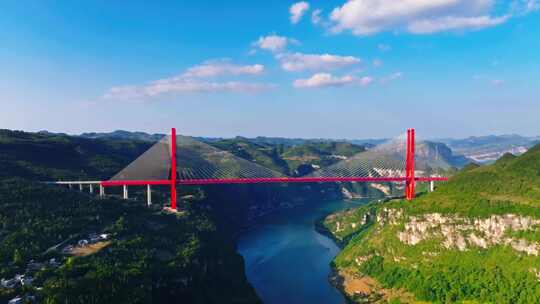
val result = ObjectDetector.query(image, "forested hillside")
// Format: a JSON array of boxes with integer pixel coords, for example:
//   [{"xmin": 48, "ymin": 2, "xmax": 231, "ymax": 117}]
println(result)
[
  {"xmin": 0, "ymin": 180, "xmax": 259, "ymax": 303},
  {"xmin": 323, "ymin": 145, "xmax": 540, "ymax": 303},
  {"xmin": 210, "ymin": 138, "xmax": 367, "ymax": 176},
  {"xmin": 0, "ymin": 129, "xmax": 152, "ymax": 181},
  {"xmin": 0, "ymin": 130, "xmax": 260, "ymax": 303}
]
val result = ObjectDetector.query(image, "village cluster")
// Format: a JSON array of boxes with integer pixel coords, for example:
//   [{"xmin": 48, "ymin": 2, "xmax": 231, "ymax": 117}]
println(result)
[
  {"xmin": 61, "ymin": 232, "xmax": 109, "ymax": 254},
  {"xmin": 1, "ymin": 232, "xmax": 110, "ymax": 304}
]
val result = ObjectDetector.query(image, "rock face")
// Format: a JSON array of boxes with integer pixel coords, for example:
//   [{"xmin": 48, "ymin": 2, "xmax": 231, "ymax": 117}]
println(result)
[
  {"xmin": 341, "ymin": 187, "xmax": 354, "ymax": 199},
  {"xmin": 369, "ymin": 183, "xmax": 391, "ymax": 196},
  {"xmin": 384, "ymin": 211, "xmax": 540, "ymax": 256}
]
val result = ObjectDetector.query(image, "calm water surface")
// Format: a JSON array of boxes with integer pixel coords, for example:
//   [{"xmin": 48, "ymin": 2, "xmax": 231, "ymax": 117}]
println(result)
[{"xmin": 237, "ymin": 199, "xmax": 369, "ymax": 304}]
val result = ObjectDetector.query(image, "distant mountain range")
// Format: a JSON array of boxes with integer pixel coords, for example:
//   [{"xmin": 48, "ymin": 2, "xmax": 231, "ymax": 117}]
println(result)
[
  {"xmin": 79, "ymin": 130, "xmax": 166, "ymax": 142},
  {"xmin": 78, "ymin": 131, "xmax": 387, "ymax": 147},
  {"xmin": 65, "ymin": 130, "xmax": 540, "ymax": 166},
  {"xmin": 435, "ymin": 134, "xmax": 540, "ymax": 164}
]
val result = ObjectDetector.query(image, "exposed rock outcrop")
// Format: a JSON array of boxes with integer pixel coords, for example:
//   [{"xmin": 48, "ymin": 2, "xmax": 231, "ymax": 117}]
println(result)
[{"xmin": 394, "ymin": 213, "xmax": 540, "ymax": 255}]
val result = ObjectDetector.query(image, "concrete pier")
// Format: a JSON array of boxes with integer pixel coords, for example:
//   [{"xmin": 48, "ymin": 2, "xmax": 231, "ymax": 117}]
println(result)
[
  {"xmin": 99, "ymin": 185, "xmax": 105, "ymax": 198},
  {"xmin": 147, "ymin": 185, "xmax": 152, "ymax": 206},
  {"xmin": 89, "ymin": 184, "xmax": 94, "ymax": 194},
  {"xmin": 429, "ymin": 180, "xmax": 435, "ymax": 192},
  {"xmin": 123, "ymin": 185, "xmax": 128, "ymax": 199}
]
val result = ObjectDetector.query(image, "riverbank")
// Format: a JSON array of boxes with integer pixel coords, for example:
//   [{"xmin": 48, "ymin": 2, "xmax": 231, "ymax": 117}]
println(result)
[
  {"xmin": 319, "ymin": 199, "xmax": 415, "ymax": 304},
  {"xmin": 237, "ymin": 199, "xmax": 366, "ymax": 304}
]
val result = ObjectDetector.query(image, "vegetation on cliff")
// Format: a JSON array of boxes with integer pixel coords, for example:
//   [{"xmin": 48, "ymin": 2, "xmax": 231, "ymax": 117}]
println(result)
[{"xmin": 324, "ymin": 145, "xmax": 540, "ymax": 303}]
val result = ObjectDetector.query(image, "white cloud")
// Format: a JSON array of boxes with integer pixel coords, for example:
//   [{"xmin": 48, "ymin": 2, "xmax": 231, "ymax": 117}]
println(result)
[
  {"xmin": 277, "ymin": 52, "xmax": 361, "ymax": 72},
  {"xmin": 312, "ymin": 9, "xmax": 322, "ymax": 25},
  {"xmin": 359, "ymin": 76, "xmax": 374, "ymax": 86},
  {"xmin": 253, "ymin": 34, "xmax": 297, "ymax": 53},
  {"xmin": 513, "ymin": 0, "xmax": 540, "ymax": 14},
  {"xmin": 380, "ymin": 72, "xmax": 403, "ymax": 83},
  {"xmin": 407, "ymin": 15, "xmax": 509, "ymax": 34},
  {"xmin": 105, "ymin": 81, "xmax": 274, "ymax": 100},
  {"xmin": 104, "ymin": 60, "xmax": 272, "ymax": 100},
  {"xmin": 290, "ymin": 1, "xmax": 310, "ymax": 24},
  {"xmin": 294, "ymin": 73, "xmax": 354, "ymax": 88},
  {"xmin": 525, "ymin": 0, "xmax": 540, "ymax": 12},
  {"xmin": 293, "ymin": 73, "xmax": 373, "ymax": 88},
  {"xmin": 373, "ymin": 59, "xmax": 383, "ymax": 67},
  {"xmin": 330, "ymin": 0, "xmax": 511, "ymax": 35},
  {"xmin": 183, "ymin": 60, "xmax": 264, "ymax": 78}
]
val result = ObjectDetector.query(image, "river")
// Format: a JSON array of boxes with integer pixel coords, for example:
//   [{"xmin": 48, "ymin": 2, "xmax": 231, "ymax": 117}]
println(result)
[{"xmin": 237, "ymin": 199, "xmax": 369, "ymax": 304}]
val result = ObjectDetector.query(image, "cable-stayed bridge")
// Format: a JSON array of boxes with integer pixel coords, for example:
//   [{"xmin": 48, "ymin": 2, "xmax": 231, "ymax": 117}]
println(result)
[{"xmin": 52, "ymin": 128, "xmax": 448, "ymax": 210}]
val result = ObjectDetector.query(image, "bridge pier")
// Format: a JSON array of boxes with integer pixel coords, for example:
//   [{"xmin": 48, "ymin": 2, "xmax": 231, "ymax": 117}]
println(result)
[
  {"xmin": 123, "ymin": 185, "xmax": 128, "ymax": 199},
  {"xmin": 147, "ymin": 185, "xmax": 152, "ymax": 206},
  {"xmin": 429, "ymin": 180, "xmax": 435, "ymax": 192},
  {"xmin": 99, "ymin": 185, "xmax": 105, "ymax": 198},
  {"xmin": 170, "ymin": 128, "xmax": 178, "ymax": 210},
  {"xmin": 89, "ymin": 184, "xmax": 94, "ymax": 194}
]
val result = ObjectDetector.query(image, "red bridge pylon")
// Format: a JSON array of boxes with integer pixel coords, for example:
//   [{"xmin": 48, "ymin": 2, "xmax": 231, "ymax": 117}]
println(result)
[{"xmin": 405, "ymin": 128, "xmax": 415, "ymax": 200}]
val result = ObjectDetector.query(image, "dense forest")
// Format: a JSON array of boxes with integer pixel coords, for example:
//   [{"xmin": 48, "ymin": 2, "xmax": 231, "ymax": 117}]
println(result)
[
  {"xmin": 0, "ymin": 180, "xmax": 260, "ymax": 303},
  {"xmin": 0, "ymin": 130, "xmax": 262, "ymax": 303}
]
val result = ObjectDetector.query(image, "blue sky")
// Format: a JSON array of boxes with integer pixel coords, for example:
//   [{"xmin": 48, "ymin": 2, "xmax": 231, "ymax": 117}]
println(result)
[{"xmin": 1, "ymin": 0, "xmax": 539, "ymax": 139}]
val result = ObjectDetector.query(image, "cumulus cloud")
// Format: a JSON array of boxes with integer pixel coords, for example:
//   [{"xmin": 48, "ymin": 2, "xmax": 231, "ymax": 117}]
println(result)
[
  {"xmin": 277, "ymin": 52, "xmax": 361, "ymax": 72},
  {"xmin": 290, "ymin": 1, "xmax": 310, "ymax": 24},
  {"xmin": 293, "ymin": 73, "xmax": 373, "ymax": 88},
  {"xmin": 104, "ymin": 81, "xmax": 273, "ymax": 99},
  {"xmin": 104, "ymin": 60, "xmax": 272, "ymax": 100},
  {"xmin": 253, "ymin": 34, "xmax": 298, "ymax": 53},
  {"xmin": 359, "ymin": 76, "xmax": 374, "ymax": 86},
  {"xmin": 183, "ymin": 60, "xmax": 264, "ymax": 78},
  {"xmin": 513, "ymin": 0, "xmax": 540, "ymax": 14},
  {"xmin": 329, "ymin": 0, "xmax": 511, "ymax": 35},
  {"xmin": 311, "ymin": 9, "xmax": 322, "ymax": 25},
  {"xmin": 525, "ymin": 0, "xmax": 540, "ymax": 12},
  {"xmin": 407, "ymin": 15, "xmax": 509, "ymax": 34}
]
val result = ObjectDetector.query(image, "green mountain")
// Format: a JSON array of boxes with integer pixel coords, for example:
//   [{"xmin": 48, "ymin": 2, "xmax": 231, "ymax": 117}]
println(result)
[
  {"xmin": 209, "ymin": 138, "xmax": 291, "ymax": 175},
  {"xmin": 0, "ymin": 129, "xmax": 152, "ymax": 181},
  {"xmin": 281, "ymin": 142, "xmax": 366, "ymax": 173},
  {"xmin": 80, "ymin": 130, "xmax": 166, "ymax": 142},
  {"xmin": 323, "ymin": 145, "xmax": 540, "ymax": 303},
  {"xmin": 210, "ymin": 138, "xmax": 367, "ymax": 176},
  {"xmin": 438, "ymin": 134, "xmax": 537, "ymax": 164},
  {"xmin": 0, "ymin": 130, "xmax": 260, "ymax": 303},
  {"xmin": 0, "ymin": 180, "xmax": 259, "ymax": 303}
]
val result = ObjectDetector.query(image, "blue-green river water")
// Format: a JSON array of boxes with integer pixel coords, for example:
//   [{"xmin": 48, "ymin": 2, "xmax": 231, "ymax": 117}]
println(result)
[{"xmin": 237, "ymin": 199, "xmax": 368, "ymax": 304}]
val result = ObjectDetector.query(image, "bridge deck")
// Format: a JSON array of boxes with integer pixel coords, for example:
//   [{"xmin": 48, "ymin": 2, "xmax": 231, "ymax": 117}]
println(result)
[{"xmin": 98, "ymin": 176, "xmax": 448, "ymax": 187}]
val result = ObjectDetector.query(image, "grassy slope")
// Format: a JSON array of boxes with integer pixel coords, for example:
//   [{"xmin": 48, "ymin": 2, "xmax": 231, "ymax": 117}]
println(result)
[{"xmin": 325, "ymin": 145, "xmax": 540, "ymax": 303}]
